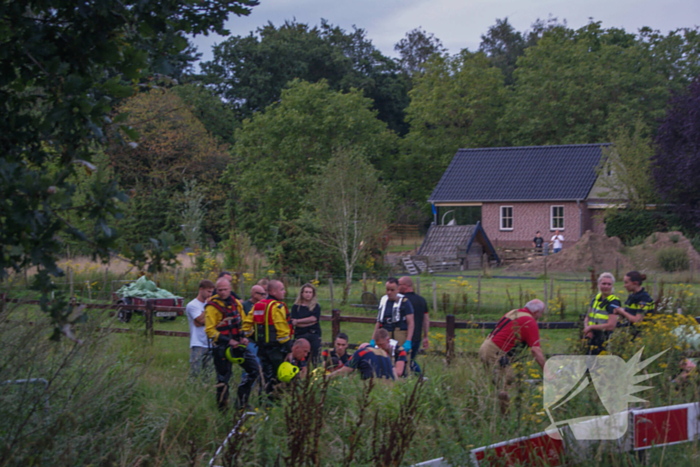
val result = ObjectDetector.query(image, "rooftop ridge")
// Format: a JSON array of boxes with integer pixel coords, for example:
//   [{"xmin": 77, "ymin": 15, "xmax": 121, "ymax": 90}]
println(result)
[{"xmin": 456, "ymin": 143, "xmax": 611, "ymax": 152}]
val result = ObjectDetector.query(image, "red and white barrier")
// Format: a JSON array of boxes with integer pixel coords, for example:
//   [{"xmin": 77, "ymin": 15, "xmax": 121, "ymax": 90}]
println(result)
[{"xmin": 414, "ymin": 402, "xmax": 700, "ymax": 467}]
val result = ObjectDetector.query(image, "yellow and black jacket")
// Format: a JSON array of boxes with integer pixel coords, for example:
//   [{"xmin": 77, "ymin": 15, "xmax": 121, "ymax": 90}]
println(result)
[
  {"xmin": 242, "ymin": 298, "xmax": 292, "ymax": 346},
  {"xmin": 588, "ymin": 292, "xmax": 621, "ymax": 335},
  {"xmin": 622, "ymin": 288, "xmax": 654, "ymax": 321},
  {"xmin": 205, "ymin": 294, "xmax": 245, "ymax": 346}
]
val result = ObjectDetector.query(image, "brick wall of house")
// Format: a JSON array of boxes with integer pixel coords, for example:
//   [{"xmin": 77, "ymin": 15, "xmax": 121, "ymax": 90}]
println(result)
[{"xmin": 482, "ymin": 202, "xmax": 587, "ymax": 248}]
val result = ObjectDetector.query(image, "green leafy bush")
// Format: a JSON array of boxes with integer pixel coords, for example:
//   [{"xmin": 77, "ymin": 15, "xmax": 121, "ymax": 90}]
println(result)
[
  {"xmin": 604, "ymin": 209, "xmax": 675, "ymax": 244},
  {"xmin": 658, "ymin": 247, "xmax": 689, "ymax": 272}
]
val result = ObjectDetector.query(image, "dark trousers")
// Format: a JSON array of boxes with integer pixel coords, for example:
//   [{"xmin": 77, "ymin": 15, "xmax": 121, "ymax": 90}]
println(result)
[
  {"xmin": 409, "ymin": 341, "xmax": 422, "ymax": 375},
  {"xmin": 586, "ymin": 331, "xmax": 611, "ymax": 356},
  {"xmin": 258, "ymin": 344, "xmax": 289, "ymax": 396},
  {"xmin": 213, "ymin": 345, "xmax": 260, "ymax": 410},
  {"xmin": 296, "ymin": 332, "xmax": 321, "ymax": 364}
]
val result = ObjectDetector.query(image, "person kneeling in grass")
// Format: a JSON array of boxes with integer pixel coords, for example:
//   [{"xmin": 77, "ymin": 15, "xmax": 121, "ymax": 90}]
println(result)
[{"xmin": 330, "ymin": 329, "xmax": 395, "ymax": 380}]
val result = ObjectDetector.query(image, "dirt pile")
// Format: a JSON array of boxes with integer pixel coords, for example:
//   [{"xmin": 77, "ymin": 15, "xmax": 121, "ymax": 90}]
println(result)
[
  {"xmin": 506, "ymin": 231, "xmax": 633, "ymax": 273},
  {"xmin": 627, "ymin": 231, "xmax": 700, "ymax": 271}
]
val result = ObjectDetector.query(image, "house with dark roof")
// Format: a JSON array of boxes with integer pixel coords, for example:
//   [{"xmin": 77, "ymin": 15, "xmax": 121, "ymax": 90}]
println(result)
[{"xmin": 428, "ymin": 144, "xmax": 613, "ymax": 249}]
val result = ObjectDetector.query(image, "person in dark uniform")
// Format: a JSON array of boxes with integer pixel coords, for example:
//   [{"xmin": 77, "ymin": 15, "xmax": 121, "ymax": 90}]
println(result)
[
  {"xmin": 398, "ymin": 276, "xmax": 429, "ymax": 374},
  {"xmin": 613, "ymin": 271, "xmax": 654, "ymax": 339},
  {"xmin": 291, "ymin": 283, "xmax": 322, "ymax": 364},
  {"xmin": 322, "ymin": 332, "xmax": 350, "ymax": 371},
  {"xmin": 371, "ymin": 278, "xmax": 414, "ymax": 355},
  {"xmin": 330, "ymin": 329, "xmax": 395, "ymax": 380},
  {"xmin": 583, "ymin": 272, "xmax": 620, "ymax": 355}
]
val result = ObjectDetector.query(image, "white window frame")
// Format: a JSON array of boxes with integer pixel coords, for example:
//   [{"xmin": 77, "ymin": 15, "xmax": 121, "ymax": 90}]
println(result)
[
  {"xmin": 550, "ymin": 205, "xmax": 565, "ymax": 230},
  {"xmin": 500, "ymin": 206, "xmax": 513, "ymax": 231}
]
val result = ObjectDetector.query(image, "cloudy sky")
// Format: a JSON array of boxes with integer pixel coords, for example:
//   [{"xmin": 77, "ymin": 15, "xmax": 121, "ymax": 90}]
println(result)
[{"xmin": 191, "ymin": 0, "xmax": 699, "ymax": 66}]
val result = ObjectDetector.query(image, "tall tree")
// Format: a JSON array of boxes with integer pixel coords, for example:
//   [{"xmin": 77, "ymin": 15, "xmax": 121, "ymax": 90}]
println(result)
[
  {"xmin": 108, "ymin": 89, "xmax": 230, "ymax": 244},
  {"xmin": 201, "ymin": 20, "xmax": 411, "ymax": 134},
  {"xmin": 596, "ymin": 120, "xmax": 659, "ymax": 209},
  {"xmin": 173, "ymin": 83, "xmax": 238, "ymax": 145},
  {"xmin": 653, "ymin": 79, "xmax": 700, "ymax": 228},
  {"xmin": 0, "ymin": 0, "xmax": 257, "ymax": 333},
  {"xmin": 308, "ymin": 149, "xmax": 390, "ymax": 302},
  {"xmin": 227, "ymin": 79, "xmax": 396, "ymax": 247},
  {"xmin": 398, "ymin": 51, "xmax": 506, "ymax": 215},
  {"xmin": 501, "ymin": 22, "xmax": 669, "ymax": 146},
  {"xmin": 394, "ymin": 27, "xmax": 446, "ymax": 75},
  {"xmin": 479, "ymin": 18, "xmax": 526, "ymax": 86}
]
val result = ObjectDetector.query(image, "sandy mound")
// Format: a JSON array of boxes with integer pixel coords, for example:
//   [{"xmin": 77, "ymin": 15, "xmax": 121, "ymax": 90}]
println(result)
[
  {"xmin": 506, "ymin": 231, "xmax": 633, "ymax": 273},
  {"xmin": 627, "ymin": 231, "xmax": 700, "ymax": 271}
]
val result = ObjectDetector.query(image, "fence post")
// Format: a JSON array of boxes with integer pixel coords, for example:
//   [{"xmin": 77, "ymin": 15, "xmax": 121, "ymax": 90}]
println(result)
[
  {"xmin": 544, "ymin": 255, "xmax": 547, "ymax": 278},
  {"xmin": 615, "ymin": 257, "xmax": 620, "ymax": 281},
  {"xmin": 315, "ymin": 271, "xmax": 319, "ymax": 284},
  {"xmin": 145, "ymin": 299, "xmax": 154, "ymax": 340},
  {"xmin": 477, "ymin": 274, "xmax": 482, "ymax": 313},
  {"xmin": 87, "ymin": 280, "xmax": 92, "ymax": 301},
  {"xmin": 544, "ymin": 281, "xmax": 548, "ymax": 313},
  {"xmin": 174, "ymin": 268, "xmax": 179, "ymax": 296},
  {"xmin": 238, "ymin": 272, "xmax": 245, "ymax": 301},
  {"xmin": 69, "ymin": 267, "xmax": 74, "ymax": 298},
  {"xmin": 363, "ymin": 272, "xmax": 367, "ymax": 292},
  {"xmin": 329, "ymin": 276, "xmax": 334, "ymax": 310},
  {"xmin": 104, "ymin": 267, "xmax": 109, "ymax": 300},
  {"xmin": 654, "ymin": 278, "xmax": 658, "ymax": 299},
  {"xmin": 332, "ymin": 308, "xmax": 341, "ymax": 342},
  {"xmin": 446, "ymin": 314, "xmax": 455, "ymax": 365},
  {"xmin": 550, "ymin": 277, "xmax": 554, "ymax": 300},
  {"xmin": 416, "ymin": 276, "xmax": 420, "ymax": 295},
  {"xmin": 432, "ymin": 279, "xmax": 438, "ymax": 314}
]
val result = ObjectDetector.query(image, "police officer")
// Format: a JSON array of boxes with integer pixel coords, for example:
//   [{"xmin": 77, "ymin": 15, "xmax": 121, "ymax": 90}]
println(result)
[
  {"xmin": 205, "ymin": 278, "xmax": 260, "ymax": 411},
  {"xmin": 583, "ymin": 272, "xmax": 620, "ymax": 355},
  {"xmin": 613, "ymin": 271, "xmax": 654, "ymax": 339},
  {"xmin": 370, "ymin": 277, "xmax": 414, "ymax": 354}
]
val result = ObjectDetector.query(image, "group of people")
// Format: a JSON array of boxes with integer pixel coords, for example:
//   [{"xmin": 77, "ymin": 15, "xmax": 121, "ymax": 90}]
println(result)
[
  {"xmin": 185, "ymin": 272, "xmax": 431, "ymax": 410},
  {"xmin": 532, "ymin": 229, "xmax": 565, "ymax": 253},
  {"xmin": 478, "ymin": 270, "xmax": 657, "ymax": 412}
]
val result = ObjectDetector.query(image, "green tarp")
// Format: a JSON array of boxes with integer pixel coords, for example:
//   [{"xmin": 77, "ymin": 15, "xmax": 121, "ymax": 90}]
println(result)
[{"xmin": 116, "ymin": 276, "xmax": 178, "ymax": 299}]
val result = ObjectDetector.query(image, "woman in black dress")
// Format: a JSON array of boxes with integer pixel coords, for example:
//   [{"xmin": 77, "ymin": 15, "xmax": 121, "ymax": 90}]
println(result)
[{"xmin": 291, "ymin": 283, "xmax": 322, "ymax": 364}]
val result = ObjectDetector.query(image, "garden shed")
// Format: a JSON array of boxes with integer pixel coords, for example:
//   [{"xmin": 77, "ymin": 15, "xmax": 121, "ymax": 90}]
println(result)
[{"xmin": 412, "ymin": 221, "xmax": 499, "ymax": 272}]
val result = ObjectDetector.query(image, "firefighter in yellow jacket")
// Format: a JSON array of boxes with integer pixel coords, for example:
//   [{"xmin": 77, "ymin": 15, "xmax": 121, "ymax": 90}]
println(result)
[
  {"xmin": 205, "ymin": 278, "xmax": 260, "ymax": 411},
  {"xmin": 242, "ymin": 279, "xmax": 293, "ymax": 397}
]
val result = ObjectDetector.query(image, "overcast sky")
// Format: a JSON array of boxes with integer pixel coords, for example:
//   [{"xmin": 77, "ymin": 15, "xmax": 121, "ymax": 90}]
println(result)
[{"xmin": 191, "ymin": 0, "xmax": 699, "ymax": 67}]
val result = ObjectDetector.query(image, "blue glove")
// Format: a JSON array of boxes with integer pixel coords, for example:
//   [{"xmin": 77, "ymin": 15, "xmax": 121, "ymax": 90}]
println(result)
[
  {"xmin": 369, "ymin": 339, "xmax": 375, "ymax": 347},
  {"xmin": 403, "ymin": 340, "xmax": 412, "ymax": 351}
]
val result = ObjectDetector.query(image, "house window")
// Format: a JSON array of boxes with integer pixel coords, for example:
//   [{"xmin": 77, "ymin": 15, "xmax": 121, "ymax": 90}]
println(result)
[
  {"xmin": 500, "ymin": 206, "xmax": 513, "ymax": 230},
  {"xmin": 551, "ymin": 206, "xmax": 564, "ymax": 230}
]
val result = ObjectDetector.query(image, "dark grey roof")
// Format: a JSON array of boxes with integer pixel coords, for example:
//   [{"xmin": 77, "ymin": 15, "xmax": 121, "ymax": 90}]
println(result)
[
  {"xmin": 429, "ymin": 144, "xmax": 610, "ymax": 203},
  {"xmin": 418, "ymin": 225, "xmax": 476, "ymax": 257}
]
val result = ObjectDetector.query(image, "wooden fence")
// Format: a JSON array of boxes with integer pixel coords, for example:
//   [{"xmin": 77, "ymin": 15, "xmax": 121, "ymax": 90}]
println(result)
[{"xmin": 2, "ymin": 296, "xmax": 580, "ymax": 363}]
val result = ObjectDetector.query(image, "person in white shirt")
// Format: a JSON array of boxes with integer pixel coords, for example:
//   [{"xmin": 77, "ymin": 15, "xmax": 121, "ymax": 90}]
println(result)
[
  {"xmin": 186, "ymin": 279, "xmax": 215, "ymax": 378},
  {"xmin": 551, "ymin": 230, "xmax": 565, "ymax": 253}
]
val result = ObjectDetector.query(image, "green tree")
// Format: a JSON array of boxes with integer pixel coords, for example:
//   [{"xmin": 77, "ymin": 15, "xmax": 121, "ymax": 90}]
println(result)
[
  {"xmin": 0, "ymin": 0, "xmax": 257, "ymax": 333},
  {"xmin": 479, "ymin": 18, "xmax": 527, "ymax": 86},
  {"xmin": 502, "ymin": 22, "xmax": 669, "ymax": 146},
  {"xmin": 228, "ymin": 79, "xmax": 396, "ymax": 247},
  {"xmin": 173, "ymin": 83, "xmax": 238, "ymax": 144},
  {"xmin": 108, "ymin": 89, "xmax": 231, "ymax": 244},
  {"xmin": 201, "ymin": 20, "xmax": 411, "ymax": 134},
  {"xmin": 307, "ymin": 149, "xmax": 390, "ymax": 303},
  {"xmin": 398, "ymin": 51, "xmax": 507, "ymax": 215},
  {"xmin": 596, "ymin": 120, "xmax": 659, "ymax": 209},
  {"xmin": 394, "ymin": 27, "xmax": 446, "ymax": 75}
]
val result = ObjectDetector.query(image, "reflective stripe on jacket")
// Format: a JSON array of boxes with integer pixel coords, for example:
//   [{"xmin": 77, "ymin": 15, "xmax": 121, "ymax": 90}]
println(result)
[
  {"xmin": 588, "ymin": 293, "xmax": 620, "ymax": 325},
  {"xmin": 242, "ymin": 298, "xmax": 292, "ymax": 345},
  {"xmin": 204, "ymin": 294, "xmax": 244, "ymax": 344}
]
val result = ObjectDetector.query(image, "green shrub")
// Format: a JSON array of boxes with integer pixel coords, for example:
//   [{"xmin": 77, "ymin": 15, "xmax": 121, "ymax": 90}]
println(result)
[
  {"xmin": 657, "ymin": 247, "xmax": 689, "ymax": 272},
  {"xmin": 670, "ymin": 233, "xmax": 680, "ymax": 243},
  {"xmin": 605, "ymin": 209, "xmax": 680, "ymax": 244},
  {"xmin": 628, "ymin": 235, "xmax": 645, "ymax": 247}
]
